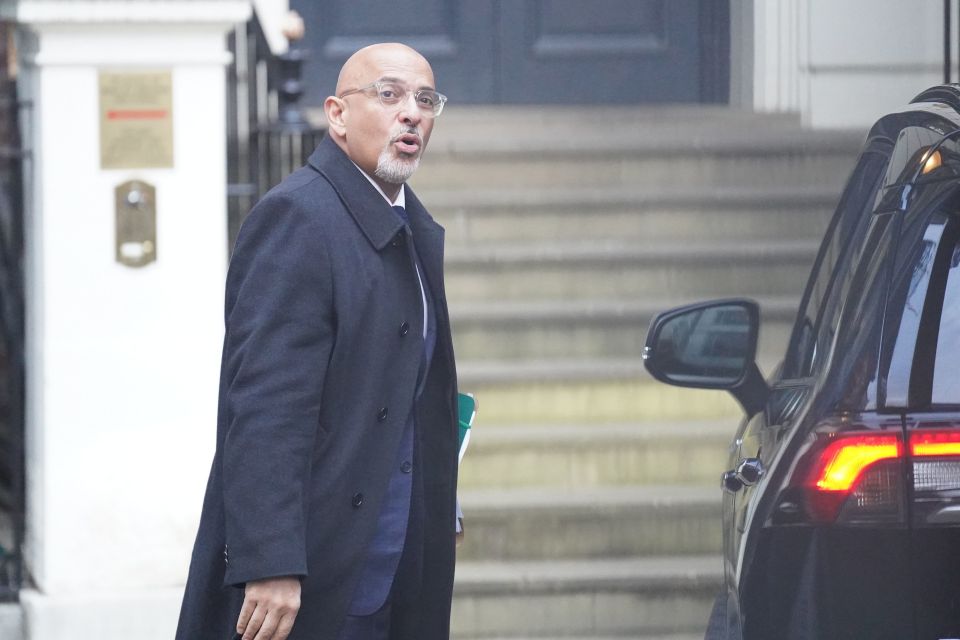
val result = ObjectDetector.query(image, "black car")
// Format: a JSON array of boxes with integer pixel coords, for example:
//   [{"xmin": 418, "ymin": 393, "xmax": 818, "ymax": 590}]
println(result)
[{"xmin": 643, "ymin": 85, "xmax": 960, "ymax": 640}]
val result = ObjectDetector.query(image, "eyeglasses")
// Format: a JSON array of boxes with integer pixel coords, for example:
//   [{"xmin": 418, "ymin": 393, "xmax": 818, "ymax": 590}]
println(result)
[{"xmin": 338, "ymin": 81, "xmax": 447, "ymax": 118}]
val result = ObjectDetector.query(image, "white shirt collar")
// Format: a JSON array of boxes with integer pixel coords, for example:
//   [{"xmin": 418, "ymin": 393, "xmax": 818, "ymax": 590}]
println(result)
[{"xmin": 351, "ymin": 161, "xmax": 406, "ymax": 208}]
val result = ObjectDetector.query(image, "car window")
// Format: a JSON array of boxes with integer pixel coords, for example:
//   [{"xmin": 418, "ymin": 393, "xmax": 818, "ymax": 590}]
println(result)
[
  {"xmin": 931, "ymin": 244, "xmax": 960, "ymax": 404},
  {"xmin": 783, "ymin": 151, "xmax": 888, "ymax": 380},
  {"xmin": 884, "ymin": 220, "xmax": 946, "ymax": 406},
  {"xmin": 883, "ymin": 207, "xmax": 960, "ymax": 410}
]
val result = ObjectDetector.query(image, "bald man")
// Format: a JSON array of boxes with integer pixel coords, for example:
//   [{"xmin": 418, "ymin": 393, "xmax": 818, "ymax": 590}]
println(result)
[{"xmin": 175, "ymin": 44, "xmax": 460, "ymax": 640}]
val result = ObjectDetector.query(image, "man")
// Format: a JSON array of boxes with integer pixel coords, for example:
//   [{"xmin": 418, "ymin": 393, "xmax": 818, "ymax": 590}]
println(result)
[{"xmin": 176, "ymin": 43, "xmax": 460, "ymax": 640}]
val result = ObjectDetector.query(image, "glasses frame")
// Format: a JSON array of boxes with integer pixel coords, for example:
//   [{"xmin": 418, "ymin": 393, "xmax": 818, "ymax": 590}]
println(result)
[{"xmin": 338, "ymin": 81, "xmax": 447, "ymax": 118}]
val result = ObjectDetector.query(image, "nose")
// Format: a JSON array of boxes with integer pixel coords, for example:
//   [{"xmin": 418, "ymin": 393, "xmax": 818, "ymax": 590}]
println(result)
[{"xmin": 397, "ymin": 94, "xmax": 422, "ymax": 126}]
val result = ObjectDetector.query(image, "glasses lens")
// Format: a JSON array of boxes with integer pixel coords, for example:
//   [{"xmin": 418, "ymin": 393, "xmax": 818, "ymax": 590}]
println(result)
[
  {"xmin": 376, "ymin": 83, "xmax": 404, "ymax": 105},
  {"xmin": 419, "ymin": 91, "xmax": 446, "ymax": 117},
  {"xmin": 371, "ymin": 83, "xmax": 446, "ymax": 117}
]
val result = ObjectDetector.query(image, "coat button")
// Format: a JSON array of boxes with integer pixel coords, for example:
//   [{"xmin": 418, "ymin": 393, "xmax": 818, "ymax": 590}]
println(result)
[
  {"xmin": 377, "ymin": 407, "xmax": 388, "ymax": 422},
  {"xmin": 352, "ymin": 492, "xmax": 364, "ymax": 508},
  {"xmin": 390, "ymin": 235, "xmax": 403, "ymax": 247},
  {"xmin": 400, "ymin": 461, "xmax": 412, "ymax": 474},
  {"xmin": 399, "ymin": 321, "xmax": 410, "ymax": 337}
]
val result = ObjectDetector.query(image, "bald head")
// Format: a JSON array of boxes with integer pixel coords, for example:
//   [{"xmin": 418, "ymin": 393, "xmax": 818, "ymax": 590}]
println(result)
[
  {"xmin": 335, "ymin": 43, "xmax": 433, "ymax": 97},
  {"xmin": 323, "ymin": 43, "xmax": 438, "ymax": 201}
]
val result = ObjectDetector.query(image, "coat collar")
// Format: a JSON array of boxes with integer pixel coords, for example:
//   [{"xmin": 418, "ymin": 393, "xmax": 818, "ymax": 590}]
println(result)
[
  {"xmin": 308, "ymin": 135, "xmax": 404, "ymax": 251},
  {"xmin": 307, "ymin": 136, "xmax": 446, "ymax": 284}
]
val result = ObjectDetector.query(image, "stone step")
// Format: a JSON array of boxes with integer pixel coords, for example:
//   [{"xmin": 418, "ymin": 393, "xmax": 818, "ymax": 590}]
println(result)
[
  {"xmin": 310, "ymin": 105, "xmax": 811, "ymax": 142},
  {"xmin": 449, "ymin": 296, "xmax": 796, "ymax": 362},
  {"xmin": 444, "ymin": 240, "xmax": 818, "ymax": 302},
  {"xmin": 412, "ymin": 127, "xmax": 861, "ymax": 190},
  {"xmin": 425, "ymin": 110, "xmax": 861, "ymax": 153},
  {"xmin": 427, "ymin": 186, "xmax": 836, "ymax": 247},
  {"xmin": 458, "ymin": 422, "xmax": 732, "ymax": 489},
  {"xmin": 457, "ymin": 486, "xmax": 722, "ymax": 561},
  {"xmin": 414, "ymin": 151, "xmax": 854, "ymax": 192},
  {"xmin": 430, "ymin": 104, "xmax": 805, "ymax": 134},
  {"xmin": 451, "ymin": 556, "xmax": 721, "ymax": 638},
  {"xmin": 457, "ymin": 361, "xmax": 750, "ymax": 424}
]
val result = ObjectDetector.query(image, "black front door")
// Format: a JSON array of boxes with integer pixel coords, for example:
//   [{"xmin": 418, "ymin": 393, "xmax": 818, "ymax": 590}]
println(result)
[{"xmin": 292, "ymin": 0, "xmax": 728, "ymax": 106}]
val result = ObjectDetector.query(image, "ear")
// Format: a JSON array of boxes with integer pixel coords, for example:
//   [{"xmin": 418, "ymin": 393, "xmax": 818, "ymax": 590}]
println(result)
[{"xmin": 324, "ymin": 96, "xmax": 347, "ymax": 137}]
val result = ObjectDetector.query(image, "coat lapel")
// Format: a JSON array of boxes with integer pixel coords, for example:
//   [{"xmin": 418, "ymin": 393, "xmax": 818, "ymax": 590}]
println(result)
[
  {"xmin": 307, "ymin": 136, "xmax": 450, "ymax": 329},
  {"xmin": 307, "ymin": 135, "xmax": 404, "ymax": 251}
]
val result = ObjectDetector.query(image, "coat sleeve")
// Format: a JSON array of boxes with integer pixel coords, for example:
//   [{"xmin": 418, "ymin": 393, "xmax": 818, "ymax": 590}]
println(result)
[{"xmin": 220, "ymin": 192, "xmax": 334, "ymax": 587}]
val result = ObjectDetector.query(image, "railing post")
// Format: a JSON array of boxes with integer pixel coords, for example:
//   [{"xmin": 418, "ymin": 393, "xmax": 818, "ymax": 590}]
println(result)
[
  {"xmin": 946, "ymin": 0, "xmax": 952, "ymax": 84},
  {"xmin": 276, "ymin": 48, "xmax": 309, "ymax": 128},
  {"xmin": 226, "ymin": 10, "xmax": 324, "ymax": 253}
]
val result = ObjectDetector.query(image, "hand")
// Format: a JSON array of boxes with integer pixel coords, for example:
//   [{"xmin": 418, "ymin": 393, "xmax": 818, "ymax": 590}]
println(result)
[{"xmin": 237, "ymin": 576, "xmax": 301, "ymax": 640}]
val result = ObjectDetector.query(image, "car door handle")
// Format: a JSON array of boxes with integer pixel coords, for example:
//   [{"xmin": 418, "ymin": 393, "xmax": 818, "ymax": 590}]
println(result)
[
  {"xmin": 736, "ymin": 457, "xmax": 765, "ymax": 486},
  {"xmin": 722, "ymin": 469, "xmax": 744, "ymax": 493},
  {"xmin": 722, "ymin": 458, "xmax": 765, "ymax": 493}
]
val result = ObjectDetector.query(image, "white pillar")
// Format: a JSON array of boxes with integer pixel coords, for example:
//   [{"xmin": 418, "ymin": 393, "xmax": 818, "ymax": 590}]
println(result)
[
  {"xmin": 750, "ymin": 0, "xmax": 804, "ymax": 116},
  {"xmin": 802, "ymin": 0, "xmax": 946, "ymax": 128},
  {"xmin": 7, "ymin": 1, "xmax": 250, "ymax": 637},
  {"xmin": 749, "ymin": 0, "xmax": 949, "ymax": 128}
]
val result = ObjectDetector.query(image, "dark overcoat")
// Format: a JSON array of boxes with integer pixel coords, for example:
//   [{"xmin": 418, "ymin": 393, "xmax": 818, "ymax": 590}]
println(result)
[{"xmin": 175, "ymin": 135, "xmax": 459, "ymax": 640}]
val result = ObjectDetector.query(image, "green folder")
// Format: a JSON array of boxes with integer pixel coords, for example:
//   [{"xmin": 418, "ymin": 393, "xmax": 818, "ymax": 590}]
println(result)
[{"xmin": 458, "ymin": 392, "xmax": 476, "ymax": 463}]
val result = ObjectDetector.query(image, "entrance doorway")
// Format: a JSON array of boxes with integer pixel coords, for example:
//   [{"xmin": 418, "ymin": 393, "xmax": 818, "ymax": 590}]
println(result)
[{"xmin": 291, "ymin": 0, "xmax": 729, "ymax": 106}]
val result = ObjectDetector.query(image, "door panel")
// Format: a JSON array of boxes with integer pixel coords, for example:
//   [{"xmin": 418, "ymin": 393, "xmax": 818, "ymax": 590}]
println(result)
[
  {"xmin": 293, "ymin": 0, "xmax": 495, "ymax": 106},
  {"xmin": 499, "ymin": 0, "xmax": 701, "ymax": 103},
  {"xmin": 291, "ymin": 0, "xmax": 724, "ymax": 105}
]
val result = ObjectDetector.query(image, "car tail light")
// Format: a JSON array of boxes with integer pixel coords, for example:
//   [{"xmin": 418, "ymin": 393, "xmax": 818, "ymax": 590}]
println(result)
[
  {"xmin": 908, "ymin": 429, "xmax": 960, "ymax": 526},
  {"xmin": 781, "ymin": 425, "xmax": 960, "ymax": 526},
  {"xmin": 801, "ymin": 431, "xmax": 905, "ymax": 523}
]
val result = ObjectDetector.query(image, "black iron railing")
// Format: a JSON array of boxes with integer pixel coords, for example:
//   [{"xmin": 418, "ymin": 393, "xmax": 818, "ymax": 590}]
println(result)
[
  {"xmin": 226, "ymin": 12, "xmax": 324, "ymax": 253},
  {"xmin": 0, "ymin": 20, "xmax": 26, "ymax": 602}
]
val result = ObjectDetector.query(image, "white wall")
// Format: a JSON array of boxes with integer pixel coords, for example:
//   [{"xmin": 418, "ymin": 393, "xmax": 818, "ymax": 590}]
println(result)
[
  {"xmin": 10, "ymin": 1, "xmax": 249, "ymax": 637},
  {"xmin": 751, "ymin": 0, "xmax": 951, "ymax": 128}
]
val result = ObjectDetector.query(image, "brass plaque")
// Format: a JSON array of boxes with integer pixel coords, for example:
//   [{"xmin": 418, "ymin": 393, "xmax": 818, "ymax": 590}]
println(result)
[
  {"xmin": 99, "ymin": 71, "xmax": 173, "ymax": 169},
  {"xmin": 115, "ymin": 180, "xmax": 157, "ymax": 268}
]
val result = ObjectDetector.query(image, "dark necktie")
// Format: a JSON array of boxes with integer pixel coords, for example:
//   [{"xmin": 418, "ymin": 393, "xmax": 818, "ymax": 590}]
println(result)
[{"xmin": 392, "ymin": 205, "xmax": 409, "ymax": 224}]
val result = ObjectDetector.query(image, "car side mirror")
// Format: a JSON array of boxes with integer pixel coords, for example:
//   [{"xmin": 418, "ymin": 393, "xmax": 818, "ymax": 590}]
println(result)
[{"xmin": 643, "ymin": 298, "xmax": 767, "ymax": 415}]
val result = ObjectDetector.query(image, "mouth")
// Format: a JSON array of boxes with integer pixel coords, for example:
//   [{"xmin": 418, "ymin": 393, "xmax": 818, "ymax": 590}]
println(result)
[{"xmin": 393, "ymin": 132, "xmax": 422, "ymax": 155}]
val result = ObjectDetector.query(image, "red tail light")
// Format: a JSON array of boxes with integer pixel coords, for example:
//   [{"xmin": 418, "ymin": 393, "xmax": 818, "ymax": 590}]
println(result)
[
  {"xmin": 908, "ymin": 428, "xmax": 960, "ymax": 527},
  {"xmin": 788, "ymin": 427, "xmax": 960, "ymax": 525},
  {"xmin": 802, "ymin": 431, "xmax": 904, "ymax": 523},
  {"xmin": 809, "ymin": 435, "xmax": 902, "ymax": 492},
  {"xmin": 911, "ymin": 430, "xmax": 960, "ymax": 458}
]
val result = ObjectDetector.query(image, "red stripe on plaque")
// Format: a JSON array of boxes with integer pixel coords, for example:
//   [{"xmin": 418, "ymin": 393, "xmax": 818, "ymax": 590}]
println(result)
[{"xmin": 107, "ymin": 109, "xmax": 168, "ymax": 120}]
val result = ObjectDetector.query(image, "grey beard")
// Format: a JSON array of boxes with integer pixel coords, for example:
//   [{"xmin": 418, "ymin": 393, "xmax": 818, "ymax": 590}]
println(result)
[{"xmin": 375, "ymin": 150, "xmax": 420, "ymax": 184}]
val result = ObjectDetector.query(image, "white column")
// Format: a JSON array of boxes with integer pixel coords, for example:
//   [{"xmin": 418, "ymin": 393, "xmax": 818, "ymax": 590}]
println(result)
[
  {"xmin": 751, "ymin": 0, "xmax": 803, "ymax": 116},
  {"xmin": 750, "ymin": 0, "xmax": 949, "ymax": 128},
  {"xmin": 803, "ymin": 0, "xmax": 946, "ymax": 128},
  {"xmin": 8, "ymin": 1, "xmax": 250, "ymax": 638}
]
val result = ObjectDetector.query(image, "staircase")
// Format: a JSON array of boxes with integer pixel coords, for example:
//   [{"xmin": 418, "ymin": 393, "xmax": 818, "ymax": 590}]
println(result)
[{"xmin": 412, "ymin": 106, "xmax": 864, "ymax": 639}]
